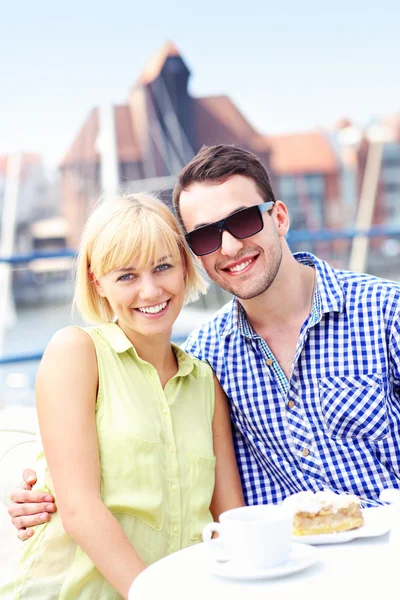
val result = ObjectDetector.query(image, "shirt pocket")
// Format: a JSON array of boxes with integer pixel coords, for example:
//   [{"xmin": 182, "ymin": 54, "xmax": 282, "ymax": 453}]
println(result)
[
  {"xmin": 188, "ymin": 454, "xmax": 216, "ymax": 540},
  {"xmin": 318, "ymin": 372, "xmax": 389, "ymax": 441},
  {"xmin": 101, "ymin": 437, "xmax": 164, "ymax": 531}
]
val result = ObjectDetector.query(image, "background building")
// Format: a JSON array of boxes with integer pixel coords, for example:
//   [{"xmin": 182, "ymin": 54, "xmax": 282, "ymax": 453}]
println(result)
[
  {"xmin": 60, "ymin": 42, "xmax": 272, "ymax": 247},
  {"xmin": 58, "ymin": 41, "xmax": 400, "ymax": 274}
]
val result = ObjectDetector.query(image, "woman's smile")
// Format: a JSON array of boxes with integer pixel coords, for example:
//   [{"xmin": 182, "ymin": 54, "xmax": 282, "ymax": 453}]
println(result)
[{"xmin": 133, "ymin": 299, "xmax": 171, "ymax": 318}]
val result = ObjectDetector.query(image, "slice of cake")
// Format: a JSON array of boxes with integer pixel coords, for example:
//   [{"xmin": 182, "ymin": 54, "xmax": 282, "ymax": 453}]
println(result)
[{"xmin": 283, "ymin": 490, "xmax": 364, "ymax": 536}]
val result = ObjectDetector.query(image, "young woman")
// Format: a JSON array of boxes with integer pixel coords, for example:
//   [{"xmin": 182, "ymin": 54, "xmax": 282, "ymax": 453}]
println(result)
[{"xmin": 0, "ymin": 194, "xmax": 244, "ymax": 599}]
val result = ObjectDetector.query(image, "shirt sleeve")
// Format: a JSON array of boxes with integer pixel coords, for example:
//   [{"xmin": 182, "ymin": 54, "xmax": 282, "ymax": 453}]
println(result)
[
  {"xmin": 389, "ymin": 306, "xmax": 400, "ymax": 390},
  {"xmin": 180, "ymin": 329, "xmax": 204, "ymax": 360}
]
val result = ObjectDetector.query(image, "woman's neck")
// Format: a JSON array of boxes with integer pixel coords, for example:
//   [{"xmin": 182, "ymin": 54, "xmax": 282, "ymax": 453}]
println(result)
[{"xmin": 116, "ymin": 323, "xmax": 178, "ymax": 386}]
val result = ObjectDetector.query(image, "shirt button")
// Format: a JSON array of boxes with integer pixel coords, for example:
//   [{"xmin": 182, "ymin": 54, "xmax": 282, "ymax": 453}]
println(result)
[
  {"xmin": 302, "ymin": 448, "xmax": 310, "ymax": 457},
  {"xmin": 168, "ymin": 446, "xmax": 175, "ymax": 453},
  {"xmin": 266, "ymin": 358, "xmax": 273, "ymax": 366},
  {"xmin": 288, "ymin": 400, "xmax": 295, "ymax": 409},
  {"xmin": 173, "ymin": 526, "xmax": 179, "ymax": 533},
  {"xmin": 171, "ymin": 485, "xmax": 178, "ymax": 492},
  {"xmin": 162, "ymin": 409, "xmax": 168, "ymax": 415}
]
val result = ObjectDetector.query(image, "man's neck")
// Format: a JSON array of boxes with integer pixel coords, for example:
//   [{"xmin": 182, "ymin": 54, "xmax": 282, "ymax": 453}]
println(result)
[{"xmin": 238, "ymin": 253, "xmax": 315, "ymax": 333}]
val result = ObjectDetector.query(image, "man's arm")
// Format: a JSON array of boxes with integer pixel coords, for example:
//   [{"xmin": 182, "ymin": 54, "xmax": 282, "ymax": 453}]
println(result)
[
  {"xmin": 8, "ymin": 468, "xmax": 56, "ymax": 540},
  {"xmin": 389, "ymin": 306, "xmax": 400, "ymax": 385}
]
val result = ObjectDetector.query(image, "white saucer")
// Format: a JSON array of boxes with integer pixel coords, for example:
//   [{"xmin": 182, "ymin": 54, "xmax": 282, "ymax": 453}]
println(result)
[
  {"xmin": 208, "ymin": 543, "xmax": 317, "ymax": 581},
  {"xmin": 292, "ymin": 506, "xmax": 392, "ymax": 546}
]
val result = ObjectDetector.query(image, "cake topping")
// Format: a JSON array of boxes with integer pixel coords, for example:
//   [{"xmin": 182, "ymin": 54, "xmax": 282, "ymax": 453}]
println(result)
[{"xmin": 283, "ymin": 490, "xmax": 360, "ymax": 515}]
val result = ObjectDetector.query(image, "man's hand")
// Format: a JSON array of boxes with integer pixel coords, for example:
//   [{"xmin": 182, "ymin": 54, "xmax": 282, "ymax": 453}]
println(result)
[{"xmin": 8, "ymin": 468, "xmax": 57, "ymax": 541}]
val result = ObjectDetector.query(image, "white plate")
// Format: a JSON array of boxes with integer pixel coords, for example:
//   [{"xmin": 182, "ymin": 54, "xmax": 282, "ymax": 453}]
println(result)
[
  {"xmin": 208, "ymin": 542, "xmax": 317, "ymax": 581},
  {"xmin": 292, "ymin": 506, "xmax": 392, "ymax": 545}
]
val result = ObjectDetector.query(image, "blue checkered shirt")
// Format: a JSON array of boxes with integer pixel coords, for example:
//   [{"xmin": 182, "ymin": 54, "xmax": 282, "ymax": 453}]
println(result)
[{"xmin": 182, "ymin": 253, "xmax": 400, "ymax": 508}]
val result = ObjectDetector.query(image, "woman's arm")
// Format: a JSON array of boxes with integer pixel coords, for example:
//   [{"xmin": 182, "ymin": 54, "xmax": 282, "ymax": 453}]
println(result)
[
  {"xmin": 36, "ymin": 327, "xmax": 146, "ymax": 599},
  {"xmin": 210, "ymin": 374, "xmax": 245, "ymax": 521}
]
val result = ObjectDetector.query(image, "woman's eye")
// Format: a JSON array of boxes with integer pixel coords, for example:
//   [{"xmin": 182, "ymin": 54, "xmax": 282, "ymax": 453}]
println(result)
[
  {"xmin": 117, "ymin": 273, "xmax": 136, "ymax": 282},
  {"xmin": 155, "ymin": 263, "xmax": 172, "ymax": 272}
]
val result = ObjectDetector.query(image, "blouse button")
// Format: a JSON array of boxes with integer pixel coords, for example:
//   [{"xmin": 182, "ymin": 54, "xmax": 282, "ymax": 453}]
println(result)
[
  {"xmin": 266, "ymin": 358, "xmax": 273, "ymax": 366},
  {"xmin": 302, "ymin": 448, "xmax": 310, "ymax": 457}
]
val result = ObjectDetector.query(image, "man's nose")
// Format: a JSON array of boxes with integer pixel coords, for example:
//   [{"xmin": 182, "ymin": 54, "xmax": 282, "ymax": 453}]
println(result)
[{"xmin": 220, "ymin": 230, "xmax": 244, "ymax": 256}]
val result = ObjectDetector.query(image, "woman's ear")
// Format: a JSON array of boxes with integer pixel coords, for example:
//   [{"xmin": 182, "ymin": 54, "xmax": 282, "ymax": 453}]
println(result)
[{"xmin": 91, "ymin": 272, "xmax": 106, "ymax": 297}]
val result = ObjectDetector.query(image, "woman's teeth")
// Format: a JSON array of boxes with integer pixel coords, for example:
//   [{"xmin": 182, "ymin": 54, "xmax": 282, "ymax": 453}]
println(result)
[{"xmin": 137, "ymin": 301, "xmax": 168, "ymax": 314}]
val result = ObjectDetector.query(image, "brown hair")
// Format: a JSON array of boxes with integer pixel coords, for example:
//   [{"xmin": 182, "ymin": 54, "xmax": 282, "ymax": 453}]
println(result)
[{"xmin": 172, "ymin": 144, "xmax": 276, "ymax": 230}]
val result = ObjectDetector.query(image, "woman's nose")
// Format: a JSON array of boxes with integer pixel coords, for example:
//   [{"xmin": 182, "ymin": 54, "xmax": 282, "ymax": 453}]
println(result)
[{"xmin": 138, "ymin": 275, "xmax": 162, "ymax": 300}]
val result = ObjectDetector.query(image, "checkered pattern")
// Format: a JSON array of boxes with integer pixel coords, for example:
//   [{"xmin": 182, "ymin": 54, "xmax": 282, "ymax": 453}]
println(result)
[{"xmin": 182, "ymin": 253, "xmax": 400, "ymax": 508}]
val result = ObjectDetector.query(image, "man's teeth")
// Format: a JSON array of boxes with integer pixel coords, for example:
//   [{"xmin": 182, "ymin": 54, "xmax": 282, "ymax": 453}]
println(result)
[
  {"xmin": 138, "ymin": 301, "xmax": 168, "ymax": 314},
  {"xmin": 228, "ymin": 259, "xmax": 253, "ymax": 272}
]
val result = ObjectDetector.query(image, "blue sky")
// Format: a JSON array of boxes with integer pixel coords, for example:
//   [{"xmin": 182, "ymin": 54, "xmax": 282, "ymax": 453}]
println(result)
[{"xmin": 0, "ymin": 0, "xmax": 398, "ymax": 168}]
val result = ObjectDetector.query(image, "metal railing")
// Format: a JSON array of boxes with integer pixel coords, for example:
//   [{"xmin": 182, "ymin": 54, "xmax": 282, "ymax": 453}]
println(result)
[{"xmin": 1, "ymin": 224, "xmax": 400, "ymax": 367}]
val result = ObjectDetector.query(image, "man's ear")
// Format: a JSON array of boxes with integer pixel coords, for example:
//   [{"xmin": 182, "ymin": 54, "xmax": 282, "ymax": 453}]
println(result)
[{"xmin": 273, "ymin": 200, "xmax": 290, "ymax": 237}]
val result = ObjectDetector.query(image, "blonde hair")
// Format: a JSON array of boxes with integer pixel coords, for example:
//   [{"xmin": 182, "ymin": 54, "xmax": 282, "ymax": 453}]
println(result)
[{"xmin": 73, "ymin": 193, "xmax": 208, "ymax": 323}]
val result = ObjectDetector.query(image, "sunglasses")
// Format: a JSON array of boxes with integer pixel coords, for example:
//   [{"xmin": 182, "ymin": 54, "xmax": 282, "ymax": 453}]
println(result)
[{"xmin": 185, "ymin": 201, "xmax": 275, "ymax": 256}]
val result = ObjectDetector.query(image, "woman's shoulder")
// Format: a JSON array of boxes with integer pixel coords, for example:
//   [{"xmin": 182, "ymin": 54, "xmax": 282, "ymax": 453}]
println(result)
[
  {"xmin": 48, "ymin": 325, "xmax": 93, "ymax": 347},
  {"xmin": 42, "ymin": 326, "xmax": 96, "ymax": 363}
]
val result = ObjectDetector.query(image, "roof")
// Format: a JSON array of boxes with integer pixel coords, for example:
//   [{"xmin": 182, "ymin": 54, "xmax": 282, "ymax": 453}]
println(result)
[
  {"xmin": 60, "ymin": 94, "xmax": 269, "ymax": 170},
  {"xmin": 61, "ymin": 106, "xmax": 139, "ymax": 168},
  {"xmin": 266, "ymin": 131, "xmax": 339, "ymax": 175},
  {"xmin": 60, "ymin": 44, "xmax": 270, "ymax": 170},
  {"xmin": 137, "ymin": 41, "xmax": 182, "ymax": 86},
  {"xmin": 193, "ymin": 96, "xmax": 270, "ymax": 153}
]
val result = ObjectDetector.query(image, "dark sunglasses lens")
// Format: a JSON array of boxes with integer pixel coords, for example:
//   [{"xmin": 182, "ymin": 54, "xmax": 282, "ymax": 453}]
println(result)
[
  {"xmin": 227, "ymin": 206, "xmax": 263, "ymax": 239},
  {"xmin": 187, "ymin": 224, "xmax": 221, "ymax": 255}
]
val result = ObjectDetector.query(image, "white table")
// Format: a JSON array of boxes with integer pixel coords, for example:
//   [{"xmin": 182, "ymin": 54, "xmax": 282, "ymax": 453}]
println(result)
[{"xmin": 130, "ymin": 510, "xmax": 400, "ymax": 600}]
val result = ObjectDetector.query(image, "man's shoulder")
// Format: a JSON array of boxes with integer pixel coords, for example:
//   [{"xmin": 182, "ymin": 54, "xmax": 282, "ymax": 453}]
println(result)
[
  {"xmin": 309, "ymin": 252, "xmax": 400, "ymax": 299},
  {"xmin": 198, "ymin": 299, "xmax": 235, "ymax": 330},
  {"xmin": 324, "ymin": 263, "xmax": 400, "ymax": 318},
  {"xmin": 182, "ymin": 299, "xmax": 235, "ymax": 356},
  {"xmin": 335, "ymin": 267, "xmax": 400, "ymax": 299}
]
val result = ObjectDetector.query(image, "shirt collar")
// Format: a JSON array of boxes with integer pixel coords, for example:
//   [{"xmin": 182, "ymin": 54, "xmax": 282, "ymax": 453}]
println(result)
[
  {"xmin": 98, "ymin": 322, "xmax": 196, "ymax": 377},
  {"xmin": 295, "ymin": 252, "xmax": 345, "ymax": 317},
  {"xmin": 101, "ymin": 322, "xmax": 133, "ymax": 353},
  {"xmin": 220, "ymin": 252, "xmax": 345, "ymax": 340}
]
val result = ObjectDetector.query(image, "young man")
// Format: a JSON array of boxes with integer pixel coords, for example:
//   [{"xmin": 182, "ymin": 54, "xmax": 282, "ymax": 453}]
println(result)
[{"xmin": 8, "ymin": 144, "xmax": 400, "ymax": 538}]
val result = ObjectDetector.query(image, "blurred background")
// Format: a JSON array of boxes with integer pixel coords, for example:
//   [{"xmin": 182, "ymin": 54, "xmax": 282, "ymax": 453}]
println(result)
[{"xmin": 0, "ymin": 0, "xmax": 399, "ymax": 564}]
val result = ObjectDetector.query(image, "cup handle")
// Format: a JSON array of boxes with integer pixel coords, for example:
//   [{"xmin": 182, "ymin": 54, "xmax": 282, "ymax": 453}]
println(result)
[
  {"xmin": 202, "ymin": 522, "xmax": 231, "ymax": 563},
  {"xmin": 202, "ymin": 521, "xmax": 221, "ymax": 542}
]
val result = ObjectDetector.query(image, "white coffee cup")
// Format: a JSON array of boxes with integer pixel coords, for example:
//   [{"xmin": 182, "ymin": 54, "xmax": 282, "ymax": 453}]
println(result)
[{"xmin": 202, "ymin": 504, "xmax": 293, "ymax": 570}]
